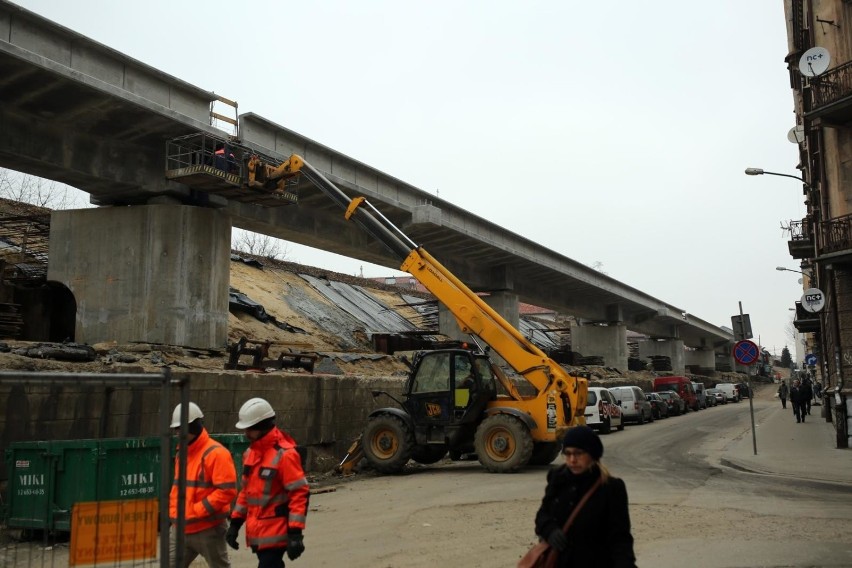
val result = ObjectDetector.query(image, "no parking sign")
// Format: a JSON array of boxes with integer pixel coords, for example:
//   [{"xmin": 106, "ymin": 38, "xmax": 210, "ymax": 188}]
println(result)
[{"xmin": 734, "ymin": 340, "xmax": 760, "ymax": 366}]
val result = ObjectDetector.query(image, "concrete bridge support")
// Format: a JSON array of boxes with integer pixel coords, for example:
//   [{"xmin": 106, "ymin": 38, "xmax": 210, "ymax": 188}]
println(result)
[
  {"xmin": 438, "ymin": 291, "xmax": 519, "ymax": 367},
  {"xmin": 48, "ymin": 205, "xmax": 231, "ymax": 349},
  {"xmin": 638, "ymin": 339, "xmax": 686, "ymax": 375},
  {"xmin": 570, "ymin": 322, "xmax": 628, "ymax": 371},
  {"xmin": 685, "ymin": 348, "xmax": 716, "ymax": 373}
]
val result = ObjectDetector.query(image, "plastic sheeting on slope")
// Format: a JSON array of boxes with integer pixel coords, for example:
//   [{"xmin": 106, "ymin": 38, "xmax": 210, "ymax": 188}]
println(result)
[
  {"xmin": 519, "ymin": 318, "xmax": 560, "ymax": 351},
  {"xmin": 301, "ymin": 274, "xmax": 417, "ymax": 336}
]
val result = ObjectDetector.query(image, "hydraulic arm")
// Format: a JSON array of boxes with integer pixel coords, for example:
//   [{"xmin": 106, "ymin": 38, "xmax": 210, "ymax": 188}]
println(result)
[{"xmin": 272, "ymin": 155, "xmax": 587, "ymax": 426}]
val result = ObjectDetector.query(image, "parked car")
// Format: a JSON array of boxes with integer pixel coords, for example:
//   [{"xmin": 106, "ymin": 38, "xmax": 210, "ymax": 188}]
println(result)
[
  {"xmin": 706, "ymin": 388, "xmax": 727, "ymax": 405},
  {"xmin": 645, "ymin": 392, "xmax": 669, "ymax": 419},
  {"xmin": 609, "ymin": 386, "xmax": 654, "ymax": 425},
  {"xmin": 704, "ymin": 390, "xmax": 717, "ymax": 407},
  {"xmin": 715, "ymin": 382, "xmax": 741, "ymax": 402},
  {"xmin": 656, "ymin": 391, "xmax": 686, "ymax": 416},
  {"xmin": 653, "ymin": 376, "xmax": 699, "ymax": 411},
  {"xmin": 584, "ymin": 386, "xmax": 624, "ymax": 434},
  {"xmin": 735, "ymin": 382, "xmax": 752, "ymax": 398},
  {"xmin": 692, "ymin": 382, "xmax": 708, "ymax": 409}
]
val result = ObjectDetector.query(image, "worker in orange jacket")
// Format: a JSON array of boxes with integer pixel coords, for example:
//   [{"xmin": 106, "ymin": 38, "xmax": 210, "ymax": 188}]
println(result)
[
  {"xmin": 226, "ymin": 398, "xmax": 309, "ymax": 567},
  {"xmin": 169, "ymin": 402, "xmax": 238, "ymax": 568}
]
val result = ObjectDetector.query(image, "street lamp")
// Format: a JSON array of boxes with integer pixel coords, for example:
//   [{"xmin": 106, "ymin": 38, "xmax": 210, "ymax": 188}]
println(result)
[
  {"xmin": 776, "ymin": 266, "xmax": 804, "ymax": 275},
  {"xmin": 744, "ymin": 168, "xmax": 809, "ymax": 186}
]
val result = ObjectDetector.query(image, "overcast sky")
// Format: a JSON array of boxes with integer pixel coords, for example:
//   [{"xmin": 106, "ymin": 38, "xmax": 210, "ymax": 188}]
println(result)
[{"xmin": 11, "ymin": 1, "xmax": 805, "ymax": 358}]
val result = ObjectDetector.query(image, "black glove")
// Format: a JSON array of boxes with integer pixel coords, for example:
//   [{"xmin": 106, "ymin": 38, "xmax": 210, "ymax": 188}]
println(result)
[
  {"xmin": 287, "ymin": 530, "xmax": 305, "ymax": 560},
  {"xmin": 546, "ymin": 528, "xmax": 569, "ymax": 552},
  {"xmin": 225, "ymin": 519, "xmax": 243, "ymax": 550}
]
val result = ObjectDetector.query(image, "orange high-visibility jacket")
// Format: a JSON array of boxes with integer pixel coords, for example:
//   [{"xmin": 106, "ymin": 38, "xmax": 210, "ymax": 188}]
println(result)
[
  {"xmin": 169, "ymin": 429, "xmax": 238, "ymax": 534},
  {"xmin": 231, "ymin": 427, "xmax": 309, "ymax": 550}
]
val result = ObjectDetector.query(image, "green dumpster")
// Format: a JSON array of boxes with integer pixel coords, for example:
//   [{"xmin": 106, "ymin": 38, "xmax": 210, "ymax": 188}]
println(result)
[
  {"xmin": 50, "ymin": 437, "xmax": 163, "ymax": 531},
  {"xmin": 4, "ymin": 441, "xmax": 53, "ymax": 530},
  {"xmin": 211, "ymin": 433, "xmax": 249, "ymax": 489},
  {"xmin": 3, "ymin": 434, "xmax": 248, "ymax": 532}
]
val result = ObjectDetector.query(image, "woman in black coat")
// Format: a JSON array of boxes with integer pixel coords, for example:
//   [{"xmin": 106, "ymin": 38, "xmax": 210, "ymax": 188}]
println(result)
[{"xmin": 533, "ymin": 426, "xmax": 636, "ymax": 568}]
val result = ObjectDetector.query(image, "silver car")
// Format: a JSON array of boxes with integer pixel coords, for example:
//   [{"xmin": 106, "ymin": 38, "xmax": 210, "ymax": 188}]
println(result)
[{"xmin": 608, "ymin": 386, "xmax": 654, "ymax": 425}]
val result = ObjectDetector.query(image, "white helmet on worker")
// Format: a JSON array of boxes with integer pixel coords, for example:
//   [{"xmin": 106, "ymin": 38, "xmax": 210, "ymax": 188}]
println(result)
[
  {"xmin": 236, "ymin": 397, "xmax": 276, "ymax": 429},
  {"xmin": 170, "ymin": 402, "xmax": 204, "ymax": 428}
]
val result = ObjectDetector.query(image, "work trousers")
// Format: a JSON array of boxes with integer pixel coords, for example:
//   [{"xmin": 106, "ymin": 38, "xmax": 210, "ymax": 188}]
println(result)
[
  {"xmin": 792, "ymin": 402, "xmax": 806, "ymax": 423},
  {"xmin": 169, "ymin": 522, "xmax": 230, "ymax": 568},
  {"xmin": 255, "ymin": 546, "xmax": 287, "ymax": 568}
]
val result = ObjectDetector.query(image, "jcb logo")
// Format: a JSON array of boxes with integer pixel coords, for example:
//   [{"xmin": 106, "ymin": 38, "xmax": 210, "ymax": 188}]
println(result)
[{"xmin": 425, "ymin": 403, "xmax": 442, "ymax": 417}]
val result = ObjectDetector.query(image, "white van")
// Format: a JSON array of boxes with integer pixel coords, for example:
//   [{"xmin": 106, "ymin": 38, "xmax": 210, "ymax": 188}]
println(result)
[
  {"xmin": 715, "ymin": 382, "xmax": 740, "ymax": 402},
  {"xmin": 584, "ymin": 387, "xmax": 624, "ymax": 434}
]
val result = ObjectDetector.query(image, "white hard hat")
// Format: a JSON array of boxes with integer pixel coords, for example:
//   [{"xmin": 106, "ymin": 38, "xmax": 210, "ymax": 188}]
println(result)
[
  {"xmin": 236, "ymin": 398, "xmax": 276, "ymax": 429},
  {"xmin": 170, "ymin": 402, "xmax": 204, "ymax": 428}
]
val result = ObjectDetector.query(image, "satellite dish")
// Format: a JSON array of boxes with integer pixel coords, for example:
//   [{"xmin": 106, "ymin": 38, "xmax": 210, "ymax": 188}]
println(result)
[
  {"xmin": 799, "ymin": 47, "xmax": 831, "ymax": 77},
  {"xmin": 787, "ymin": 125, "xmax": 805, "ymax": 144}
]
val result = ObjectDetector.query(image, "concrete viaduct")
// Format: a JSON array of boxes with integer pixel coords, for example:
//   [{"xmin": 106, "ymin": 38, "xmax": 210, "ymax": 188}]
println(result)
[{"xmin": 0, "ymin": 1, "xmax": 734, "ymax": 373}]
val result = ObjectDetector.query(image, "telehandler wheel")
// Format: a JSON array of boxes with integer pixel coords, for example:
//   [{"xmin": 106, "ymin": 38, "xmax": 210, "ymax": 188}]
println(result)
[
  {"xmin": 474, "ymin": 414, "xmax": 534, "ymax": 473},
  {"xmin": 528, "ymin": 442, "xmax": 561, "ymax": 466},
  {"xmin": 362, "ymin": 414, "xmax": 414, "ymax": 474},
  {"xmin": 411, "ymin": 445, "xmax": 447, "ymax": 465}
]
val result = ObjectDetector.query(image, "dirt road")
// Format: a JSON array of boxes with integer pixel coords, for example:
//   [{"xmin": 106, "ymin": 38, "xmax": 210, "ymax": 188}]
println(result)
[
  {"xmin": 225, "ymin": 384, "xmax": 852, "ymax": 568},
  {"xmin": 5, "ymin": 385, "xmax": 851, "ymax": 567}
]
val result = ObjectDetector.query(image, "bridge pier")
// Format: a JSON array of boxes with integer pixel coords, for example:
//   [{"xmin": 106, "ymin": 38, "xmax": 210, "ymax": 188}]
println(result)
[
  {"xmin": 570, "ymin": 322, "xmax": 628, "ymax": 371},
  {"xmin": 48, "ymin": 205, "xmax": 231, "ymax": 349},
  {"xmin": 638, "ymin": 339, "xmax": 686, "ymax": 374},
  {"xmin": 685, "ymin": 347, "xmax": 716, "ymax": 374},
  {"xmin": 438, "ymin": 290, "xmax": 520, "ymax": 370}
]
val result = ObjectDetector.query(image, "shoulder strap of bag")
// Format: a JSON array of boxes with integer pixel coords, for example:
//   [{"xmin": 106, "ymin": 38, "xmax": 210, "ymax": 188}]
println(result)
[{"xmin": 560, "ymin": 477, "xmax": 602, "ymax": 534}]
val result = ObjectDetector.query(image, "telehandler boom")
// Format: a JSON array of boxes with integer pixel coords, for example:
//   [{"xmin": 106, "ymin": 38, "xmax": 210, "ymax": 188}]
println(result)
[{"xmin": 272, "ymin": 155, "xmax": 588, "ymax": 473}]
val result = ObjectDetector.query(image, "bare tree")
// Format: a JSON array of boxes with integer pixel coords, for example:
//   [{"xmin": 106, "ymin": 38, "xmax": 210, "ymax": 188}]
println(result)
[
  {"xmin": 0, "ymin": 168, "xmax": 85, "ymax": 209},
  {"xmin": 232, "ymin": 228, "xmax": 290, "ymax": 260},
  {"xmin": 785, "ymin": 316, "xmax": 797, "ymax": 343}
]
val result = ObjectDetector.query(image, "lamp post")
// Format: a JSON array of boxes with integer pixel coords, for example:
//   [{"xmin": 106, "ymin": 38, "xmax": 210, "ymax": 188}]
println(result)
[
  {"xmin": 776, "ymin": 266, "xmax": 805, "ymax": 275},
  {"xmin": 744, "ymin": 167, "xmax": 810, "ymax": 186}
]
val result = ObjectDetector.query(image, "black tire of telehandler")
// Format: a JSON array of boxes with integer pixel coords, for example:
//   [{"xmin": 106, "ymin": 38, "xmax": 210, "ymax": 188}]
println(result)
[
  {"xmin": 362, "ymin": 414, "xmax": 414, "ymax": 474},
  {"xmin": 474, "ymin": 414, "xmax": 534, "ymax": 473},
  {"xmin": 411, "ymin": 444, "xmax": 447, "ymax": 465},
  {"xmin": 528, "ymin": 442, "xmax": 562, "ymax": 466}
]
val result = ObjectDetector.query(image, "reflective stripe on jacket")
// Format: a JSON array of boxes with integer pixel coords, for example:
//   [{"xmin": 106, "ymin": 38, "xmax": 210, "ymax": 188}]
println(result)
[
  {"xmin": 231, "ymin": 427, "xmax": 310, "ymax": 550},
  {"xmin": 169, "ymin": 429, "xmax": 238, "ymax": 534}
]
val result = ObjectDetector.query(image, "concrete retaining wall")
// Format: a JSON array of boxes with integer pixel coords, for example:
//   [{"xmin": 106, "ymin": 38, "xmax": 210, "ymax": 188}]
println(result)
[{"xmin": 0, "ymin": 370, "xmax": 407, "ymax": 479}]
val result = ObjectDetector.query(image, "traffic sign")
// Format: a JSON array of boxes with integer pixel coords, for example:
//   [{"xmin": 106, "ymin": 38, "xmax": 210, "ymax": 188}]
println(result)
[
  {"xmin": 805, "ymin": 353, "xmax": 818, "ymax": 366},
  {"xmin": 734, "ymin": 340, "xmax": 760, "ymax": 366}
]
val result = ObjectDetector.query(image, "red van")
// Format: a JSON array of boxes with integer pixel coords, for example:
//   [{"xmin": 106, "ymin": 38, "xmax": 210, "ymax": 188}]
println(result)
[{"xmin": 653, "ymin": 376, "xmax": 698, "ymax": 411}]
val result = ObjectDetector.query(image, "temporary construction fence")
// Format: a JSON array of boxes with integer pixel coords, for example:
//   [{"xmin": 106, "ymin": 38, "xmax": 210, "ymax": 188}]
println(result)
[{"xmin": 0, "ymin": 370, "xmax": 192, "ymax": 568}]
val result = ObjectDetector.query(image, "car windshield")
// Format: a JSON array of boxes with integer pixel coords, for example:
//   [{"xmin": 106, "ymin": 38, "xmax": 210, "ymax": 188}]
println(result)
[{"xmin": 656, "ymin": 384, "xmax": 678, "ymax": 393}]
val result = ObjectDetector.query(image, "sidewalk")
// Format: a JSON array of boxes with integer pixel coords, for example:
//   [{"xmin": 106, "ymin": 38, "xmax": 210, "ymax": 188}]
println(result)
[{"xmin": 720, "ymin": 384, "xmax": 851, "ymax": 485}]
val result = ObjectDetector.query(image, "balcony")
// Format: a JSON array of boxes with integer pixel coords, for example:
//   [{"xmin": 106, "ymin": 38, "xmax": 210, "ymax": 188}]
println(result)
[
  {"xmin": 807, "ymin": 59, "xmax": 852, "ymax": 124},
  {"xmin": 787, "ymin": 218, "xmax": 814, "ymax": 259},
  {"xmin": 793, "ymin": 301, "xmax": 821, "ymax": 333},
  {"xmin": 819, "ymin": 213, "xmax": 852, "ymax": 262}
]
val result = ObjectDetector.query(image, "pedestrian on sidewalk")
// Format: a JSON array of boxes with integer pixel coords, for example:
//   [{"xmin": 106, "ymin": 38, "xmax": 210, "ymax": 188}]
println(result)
[
  {"xmin": 801, "ymin": 377, "xmax": 814, "ymax": 415},
  {"xmin": 226, "ymin": 398, "xmax": 309, "ymax": 568},
  {"xmin": 790, "ymin": 379, "xmax": 806, "ymax": 423},
  {"xmin": 531, "ymin": 425, "xmax": 636, "ymax": 568},
  {"xmin": 814, "ymin": 380, "xmax": 823, "ymax": 400},
  {"xmin": 777, "ymin": 381, "xmax": 788, "ymax": 409}
]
